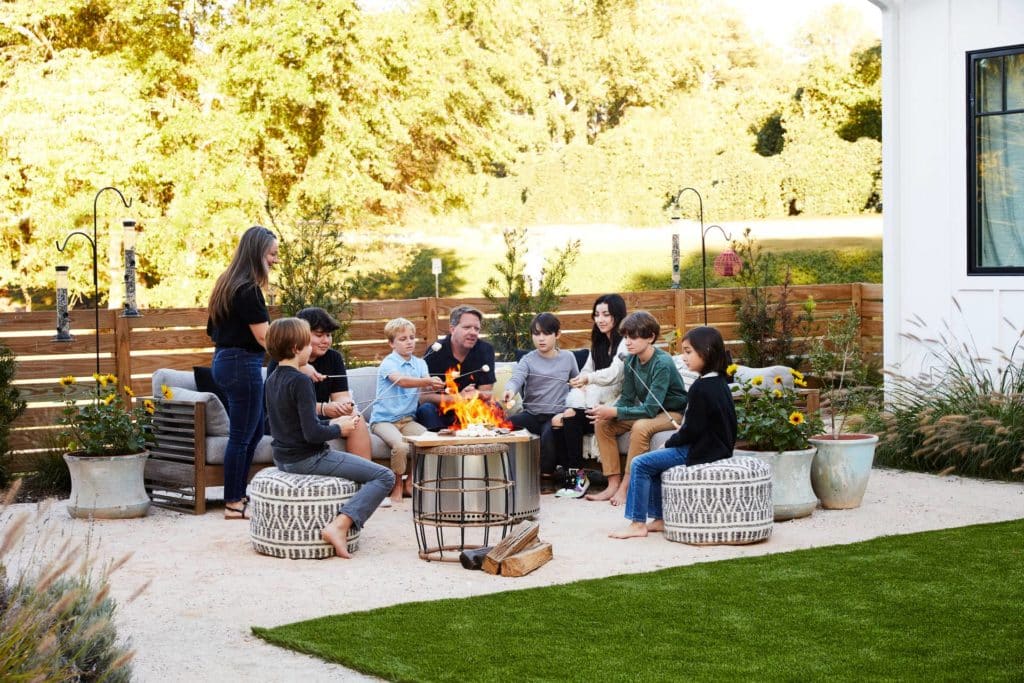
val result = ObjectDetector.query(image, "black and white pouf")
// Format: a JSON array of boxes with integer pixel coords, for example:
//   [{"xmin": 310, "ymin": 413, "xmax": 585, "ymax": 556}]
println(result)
[
  {"xmin": 661, "ymin": 456, "xmax": 773, "ymax": 546},
  {"xmin": 249, "ymin": 468, "xmax": 361, "ymax": 559}
]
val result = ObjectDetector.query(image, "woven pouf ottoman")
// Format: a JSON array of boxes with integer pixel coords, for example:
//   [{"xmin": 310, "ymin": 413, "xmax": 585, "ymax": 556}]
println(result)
[
  {"xmin": 249, "ymin": 468, "xmax": 361, "ymax": 559},
  {"xmin": 661, "ymin": 456, "xmax": 773, "ymax": 546}
]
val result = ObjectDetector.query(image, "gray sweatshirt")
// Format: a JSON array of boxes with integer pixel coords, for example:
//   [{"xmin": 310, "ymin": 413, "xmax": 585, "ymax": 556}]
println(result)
[
  {"xmin": 505, "ymin": 350, "xmax": 579, "ymax": 415},
  {"xmin": 265, "ymin": 365, "xmax": 341, "ymax": 465}
]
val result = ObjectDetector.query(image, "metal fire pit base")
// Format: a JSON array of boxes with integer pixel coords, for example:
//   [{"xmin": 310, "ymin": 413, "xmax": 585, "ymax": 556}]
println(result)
[{"xmin": 412, "ymin": 442, "xmax": 514, "ymax": 562}]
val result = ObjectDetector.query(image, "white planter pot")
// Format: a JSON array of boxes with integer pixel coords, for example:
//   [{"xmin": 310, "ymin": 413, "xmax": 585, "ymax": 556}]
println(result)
[
  {"xmin": 738, "ymin": 447, "xmax": 818, "ymax": 521},
  {"xmin": 808, "ymin": 434, "xmax": 879, "ymax": 509},
  {"xmin": 64, "ymin": 451, "xmax": 151, "ymax": 519}
]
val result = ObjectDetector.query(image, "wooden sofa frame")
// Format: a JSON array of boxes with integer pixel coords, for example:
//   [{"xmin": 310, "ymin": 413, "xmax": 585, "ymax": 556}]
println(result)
[{"xmin": 144, "ymin": 399, "xmax": 271, "ymax": 515}]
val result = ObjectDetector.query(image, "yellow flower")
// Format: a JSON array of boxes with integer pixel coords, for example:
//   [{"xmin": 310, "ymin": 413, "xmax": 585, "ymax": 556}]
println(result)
[
  {"xmin": 106, "ymin": 373, "xmax": 118, "ymax": 385},
  {"xmin": 773, "ymin": 376, "xmax": 783, "ymax": 385},
  {"xmin": 789, "ymin": 411, "xmax": 805, "ymax": 425},
  {"xmin": 124, "ymin": 386, "xmax": 135, "ymax": 398},
  {"xmin": 143, "ymin": 399, "xmax": 156, "ymax": 415},
  {"xmin": 789, "ymin": 368, "xmax": 804, "ymax": 380},
  {"xmin": 102, "ymin": 393, "xmax": 116, "ymax": 405},
  {"xmin": 773, "ymin": 389, "xmax": 783, "ymax": 398},
  {"xmin": 160, "ymin": 384, "xmax": 174, "ymax": 400},
  {"xmin": 93, "ymin": 372, "xmax": 106, "ymax": 387},
  {"xmin": 59, "ymin": 375, "xmax": 76, "ymax": 387},
  {"xmin": 794, "ymin": 378, "xmax": 808, "ymax": 387},
  {"xmin": 751, "ymin": 376, "xmax": 764, "ymax": 386},
  {"xmin": 726, "ymin": 364, "xmax": 738, "ymax": 377}
]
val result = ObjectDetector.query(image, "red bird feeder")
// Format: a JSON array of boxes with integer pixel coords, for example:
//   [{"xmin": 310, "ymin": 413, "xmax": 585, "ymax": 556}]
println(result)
[{"xmin": 713, "ymin": 248, "xmax": 742, "ymax": 277}]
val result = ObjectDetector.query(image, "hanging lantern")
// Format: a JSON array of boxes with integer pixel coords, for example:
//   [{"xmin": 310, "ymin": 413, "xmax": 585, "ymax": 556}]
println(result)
[{"xmin": 713, "ymin": 248, "xmax": 742, "ymax": 277}]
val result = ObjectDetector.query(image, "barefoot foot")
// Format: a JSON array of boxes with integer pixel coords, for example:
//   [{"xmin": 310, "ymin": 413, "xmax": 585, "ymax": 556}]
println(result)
[
  {"xmin": 585, "ymin": 485, "xmax": 618, "ymax": 502},
  {"xmin": 646, "ymin": 519, "xmax": 665, "ymax": 533},
  {"xmin": 322, "ymin": 514, "xmax": 353, "ymax": 559},
  {"xmin": 609, "ymin": 522, "xmax": 649, "ymax": 539}
]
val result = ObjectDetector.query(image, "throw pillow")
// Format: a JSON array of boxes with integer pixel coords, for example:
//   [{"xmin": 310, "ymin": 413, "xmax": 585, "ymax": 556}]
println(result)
[{"xmin": 193, "ymin": 366, "xmax": 230, "ymax": 408}]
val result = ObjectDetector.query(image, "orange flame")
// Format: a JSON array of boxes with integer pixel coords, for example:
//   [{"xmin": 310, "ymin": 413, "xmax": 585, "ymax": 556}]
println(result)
[{"xmin": 440, "ymin": 366, "xmax": 512, "ymax": 429}]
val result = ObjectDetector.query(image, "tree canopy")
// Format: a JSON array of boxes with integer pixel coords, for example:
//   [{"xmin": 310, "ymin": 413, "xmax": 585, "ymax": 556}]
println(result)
[{"xmin": 0, "ymin": 0, "xmax": 881, "ymax": 309}]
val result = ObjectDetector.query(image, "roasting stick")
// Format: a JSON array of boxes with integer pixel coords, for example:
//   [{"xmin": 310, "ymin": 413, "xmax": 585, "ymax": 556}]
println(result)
[{"xmin": 321, "ymin": 342, "xmax": 444, "ymax": 380}]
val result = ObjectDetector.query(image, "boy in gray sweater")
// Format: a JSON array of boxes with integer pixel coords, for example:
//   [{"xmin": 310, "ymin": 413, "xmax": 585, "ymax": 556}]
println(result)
[
  {"xmin": 264, "ymin": 317, "xmax": 394, "ymax": 558},
  {"xmin": 503, "ymin": 313, "xmax": 582, "ymax": 483}
]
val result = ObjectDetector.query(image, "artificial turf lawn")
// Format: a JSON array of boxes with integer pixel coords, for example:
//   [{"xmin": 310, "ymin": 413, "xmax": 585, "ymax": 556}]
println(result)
[{"xmin": 253, "ymin": 519, "xmax": 1024, "ymax": 682}]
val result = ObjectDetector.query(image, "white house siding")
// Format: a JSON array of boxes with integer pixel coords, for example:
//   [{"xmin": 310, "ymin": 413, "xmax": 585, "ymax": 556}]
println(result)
[{"xmin": 882, "ymin": 0, "xmax": 1024, "ymax": 377}]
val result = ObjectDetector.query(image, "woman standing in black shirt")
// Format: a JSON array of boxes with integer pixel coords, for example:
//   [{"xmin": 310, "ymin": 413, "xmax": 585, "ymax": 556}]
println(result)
[{"xmin": 207, "ymin": 226, "xmax": 278, "ymax": 519}]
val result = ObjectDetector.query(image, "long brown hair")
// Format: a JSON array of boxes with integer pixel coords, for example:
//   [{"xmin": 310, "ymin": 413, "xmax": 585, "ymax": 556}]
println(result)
[{"xmin": 208, "ymin": 226, "xmax": 276, "ymax": 326}]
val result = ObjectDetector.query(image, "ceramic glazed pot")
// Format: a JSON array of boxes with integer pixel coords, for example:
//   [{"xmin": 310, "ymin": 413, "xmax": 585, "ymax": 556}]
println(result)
[
  {"xmin": 737, "ymin": 447, "xmax": 818, "ymax": 521},
  {"xmin": 63, "ymin": 451, "xmax": 151, "ymax": 519},
  {"xmin": 808, "ymin": 434, "xmax": 879, "ymax": 509}
]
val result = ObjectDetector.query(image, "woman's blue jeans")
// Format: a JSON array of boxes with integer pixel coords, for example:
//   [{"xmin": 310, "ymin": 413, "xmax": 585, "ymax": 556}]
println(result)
[
  {"xmin": 624, "ymin": 445, "xmax": 690, "ymax": 523},
  {"xmin": 212, "ymin": 348, "xmax": 265, "ymax": 503}
]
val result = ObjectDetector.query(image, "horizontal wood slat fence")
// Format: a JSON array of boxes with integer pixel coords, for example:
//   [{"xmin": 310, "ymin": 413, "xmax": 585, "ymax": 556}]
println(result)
[{"xmin": 1, "ymin": 283, "xmax": 881, "ymax": 473}]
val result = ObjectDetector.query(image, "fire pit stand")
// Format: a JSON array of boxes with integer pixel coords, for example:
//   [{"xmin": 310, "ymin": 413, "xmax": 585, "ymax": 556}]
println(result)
[{"xmin": 411, "ymin": 441, "xmax": 514, "ymax": 562}]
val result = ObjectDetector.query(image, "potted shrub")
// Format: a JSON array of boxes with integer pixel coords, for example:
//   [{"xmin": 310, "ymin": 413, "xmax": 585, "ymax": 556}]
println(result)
[
  {"xmin": 807, "ymin": 308, "xmax": 880, "ymax": 509},
  {"xmin": 57, "ymin": 373, "xmax": 171, "ymax": 519},
  {"xmin": 731, "ymin": 366, "xmax": 823, "ymax": 520}
]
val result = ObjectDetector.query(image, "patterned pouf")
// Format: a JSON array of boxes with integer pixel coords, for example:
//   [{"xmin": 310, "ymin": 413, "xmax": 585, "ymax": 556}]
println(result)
[
  {"xmin": 249, "ymin": 467, "xmax": 361, "ymax": 559},
  {"xmin": 661, "ymin": 456, "xmax": 773, "ymax": 546}
]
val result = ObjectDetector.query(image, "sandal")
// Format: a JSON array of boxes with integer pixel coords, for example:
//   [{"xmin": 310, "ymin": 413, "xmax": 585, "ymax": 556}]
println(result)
[{"xmin": 224, "ymin": 501, "xmax": 249, "ymax": 520}]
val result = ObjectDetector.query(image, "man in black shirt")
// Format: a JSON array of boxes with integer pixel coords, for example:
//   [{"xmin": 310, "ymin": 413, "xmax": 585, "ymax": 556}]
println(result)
[{"xmin": 416, "ymin": 306, "xmax": 497, "ymax": 431}]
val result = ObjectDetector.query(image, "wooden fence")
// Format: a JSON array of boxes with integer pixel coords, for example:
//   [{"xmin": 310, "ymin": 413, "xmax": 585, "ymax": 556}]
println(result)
[{"xmin": 1, "ymin": 283, "xmax": 881, "ymax": 472}]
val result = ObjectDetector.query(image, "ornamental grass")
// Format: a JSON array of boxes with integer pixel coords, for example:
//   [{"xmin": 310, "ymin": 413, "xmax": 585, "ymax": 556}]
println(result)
[
  {"xmin": 0, "ymin": 480, "xmax": 143, "ymax": 681},
  {"xmin": 868, "ymin": 305, "xmax": 1024, "ymax": 480}
]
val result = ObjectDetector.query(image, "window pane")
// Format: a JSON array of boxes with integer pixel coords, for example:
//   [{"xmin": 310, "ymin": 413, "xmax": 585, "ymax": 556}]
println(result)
[
  {"xmin": 1008, "ymin": 53, "xmax": 1024, "ymax": 110},
  {"xmin": 977, "ymin": 57, "xmax": 1003, "ymax": 113},
  {"xmin": 976, "ymin": 112, "xmax": 1024, "ymax": 268}
]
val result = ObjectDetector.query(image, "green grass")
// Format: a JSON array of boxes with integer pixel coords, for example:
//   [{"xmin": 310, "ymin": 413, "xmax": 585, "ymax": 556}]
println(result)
[{"xmin": 253, "ymin": 519, "xmax": 1024, "ymax": 681}]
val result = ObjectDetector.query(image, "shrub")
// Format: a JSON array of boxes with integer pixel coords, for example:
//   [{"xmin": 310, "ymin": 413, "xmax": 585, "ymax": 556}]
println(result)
[
  {"xmin": 867, "ymin": 307, "xmax": 1024, "ymax": 480},
  {"xmin": 732, "ymin": 229, "xmax": 814, "ymax": 367},
  {"xmin": 0, "ymin": 341, "xmax": 26, "ymax": 487},
  {"xmin": 1, "ymin": 484, "xmax": 138, "ymax": 681},
  {"xmin": 270, "ymin": 203, "xmax": 353, "ymax": 340},
  {"xmin": 482, "ymin": 227, "xmax": 580, "ymax": 360},
  {"xmin": 808, "ymin": 307, "xmax": 883, "ymax": 437}
]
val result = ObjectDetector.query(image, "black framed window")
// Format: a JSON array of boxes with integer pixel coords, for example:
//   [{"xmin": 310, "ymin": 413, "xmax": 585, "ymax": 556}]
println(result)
[{"xmin": 967, "ymin": 44, "xmax": 1024, "ymax": 274}]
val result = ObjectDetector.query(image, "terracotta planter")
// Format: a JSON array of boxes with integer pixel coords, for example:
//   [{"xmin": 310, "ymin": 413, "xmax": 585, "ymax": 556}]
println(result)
[
  {"xmin": 808, "ymin": 434, "xmax": 879, "ymax": 509},
  {"xmin": 64, "ymin": 451, "xmax": 151, "ymax": 519},
  {"xmin": 737, "ymin": 447, "xmax": 818, "ymax": 521}
]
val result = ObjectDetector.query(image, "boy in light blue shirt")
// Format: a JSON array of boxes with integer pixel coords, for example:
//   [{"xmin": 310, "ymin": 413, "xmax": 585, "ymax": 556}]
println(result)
[{"xmin": 370, "ymin": 318, "xmax": 445, "ymax": 503}]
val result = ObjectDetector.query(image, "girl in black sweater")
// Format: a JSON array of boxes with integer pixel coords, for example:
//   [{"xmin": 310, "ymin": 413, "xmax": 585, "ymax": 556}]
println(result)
[{"xmin": 610, "ymin": 326, "xmax": 736, "ymax": 540}]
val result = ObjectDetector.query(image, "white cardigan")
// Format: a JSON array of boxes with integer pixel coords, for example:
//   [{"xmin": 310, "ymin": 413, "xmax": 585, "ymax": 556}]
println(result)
[{"xmin": 566, "ymin": 339, "xmax": 628, "ymax": 408}]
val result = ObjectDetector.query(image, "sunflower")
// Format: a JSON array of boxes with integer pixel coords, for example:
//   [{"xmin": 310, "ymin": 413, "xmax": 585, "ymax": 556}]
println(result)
[
  {"xmin": 794, "ymin": 378, "xmax": 808, "ymax": 387},
  {"xmin": 726, "ymin": 363, "xmax": 738, "ymax": 377},
  {"xmin": 93, "ymin": 372, "xmax": 107, "ymax": 387},
  {"xmin": 751, "ymin": 376, "xmax": 764, "ymax": 386},
  {"xmin": 773, "ymin": 389, "xmax": 783, "ymax": 398},
  {"xmin": 143, "ymin": 399, "xmax": 156, "ymax": 415},
  {"xmin": 102, "ymin": 393, "xmax": 117, "ymax": 406},
  {"xmin": 773, "ymin": 375, "xmax": 783, "ymax": 385},
  {"xmin": 124, "ymin": 386, "xmax": 135, "ymax": 398},
  {"xmin": 789, "ymin": 368, "xmax": 805, "ymax": 381},
  {"xmin": 59, "ymin": 375, "xmax": 76, "ymax": 387},
  {"xmin": 160, "ymin": 384, "xmax": 174, "ymax": 400},
  {"xmin": 789, "ymin": 411, "xmax": 805, "ymax": 425}
]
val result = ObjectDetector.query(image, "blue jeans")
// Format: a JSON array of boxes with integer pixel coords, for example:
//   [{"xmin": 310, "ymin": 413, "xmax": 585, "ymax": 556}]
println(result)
[
  {"xmin": 624, "ymin": 446, "xmax": 690, "ymax": 523},
  {"xmin": 212, "ymin": 348, "xmax": 265, "ymax": 503},
  {"xmin": 277, "ymin": 449, "xmax": 395, "ymax": 529}
]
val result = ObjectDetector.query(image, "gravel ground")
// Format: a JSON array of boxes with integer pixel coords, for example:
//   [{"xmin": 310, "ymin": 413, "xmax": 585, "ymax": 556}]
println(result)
[{"xmin": 4, "ymin": 466, "xmax": 1022, "ymax": 682}]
